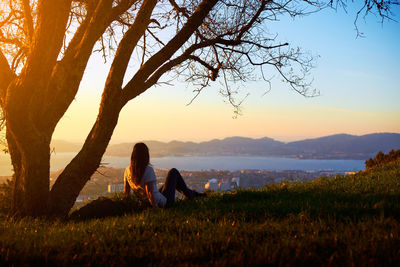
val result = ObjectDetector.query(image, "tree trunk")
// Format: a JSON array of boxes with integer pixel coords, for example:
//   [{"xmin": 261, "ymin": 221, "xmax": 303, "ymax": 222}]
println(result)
[
  {"xmin": 1, "ymin": 0, "xmax": 218, "ymax": 218},
  {"xmin": 7, "ymin": 128, "xmax": 50, "ymax": 217},
  {"xmin": 6, "ymin": 82, "xmax": 122, "ymax": 218},
  {"xmin": 7, "ymin": 129, "xmax": 23, "ymax": 217},
  {"xmin": 48, "ymin": 89, "xmax": 123, "ymax": 217}
]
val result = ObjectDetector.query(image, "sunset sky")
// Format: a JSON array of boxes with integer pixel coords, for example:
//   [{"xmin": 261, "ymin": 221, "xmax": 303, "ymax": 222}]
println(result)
[{"xmin": 53, "ymin": 3, "xmax": 400, "ymax": 144}]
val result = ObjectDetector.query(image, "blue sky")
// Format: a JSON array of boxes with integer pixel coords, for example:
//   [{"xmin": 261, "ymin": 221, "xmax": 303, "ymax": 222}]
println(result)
[{"xmin": 53, "ymin": 2, "xmax": 400, "ymax": 143}]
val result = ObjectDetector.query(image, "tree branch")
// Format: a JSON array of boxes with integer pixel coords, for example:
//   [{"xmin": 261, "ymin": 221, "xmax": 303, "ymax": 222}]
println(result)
[
  {"xmin": 237, "ymin": 0, "xmax": 267, "ymax": 40},
  {"xmin": 141, "ymin": 48, "xmax": 219, "ymax": 96},
  {"xmin": 143, "ymin": 54, "xmax": 191, "ymax": 92},
  {"xmin": 187, "ymin": 55, "xmax": 216, "ymax": 72},
  {"xmin": 21, "ymin": 0, "xmax": 34, "ymax": 42},
  {"xmin": 169, "ymin": 0, "xmax": 190, "ymax": 18},
  {"xmin": 58, "ymin": 0, "xmax": 113, "ymax": 66},
  {"xmin": 136, "ymin": 38, "xmax": 249, "ymax": 98},
  {"xmin": 2, "ymin": 0, "xmax": 74, "ymax": 135},
  {"xmin": 24, "ymin": 0, "xmax": 72, "ymax": 78},
  {"xmin": 147, "ymin": 28, "xmax": 165, "ymax": 46},
  {"xmin": 0, "ymin": 49, "xmax": 16, "ymax": 104},
  {"xmin": 45, "ymin": 0, "xmax": 124, "ymax": 131},
  {"xmin": 138, "ymin": 34, "xmax": 284, "ymax": 93},
  {"xmin": 122, "ymin": 0, "xmax": 219, "ymax": 103},
  {"xmin": 105, "ymin": 0, "xmax": 157, "ymax": 90}
]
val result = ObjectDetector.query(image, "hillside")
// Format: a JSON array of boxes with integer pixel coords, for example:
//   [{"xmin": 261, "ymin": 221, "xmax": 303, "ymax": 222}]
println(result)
[
  {"xmin": 104, "ymin": 133, "xmax": 400, "ymax": 159},
  {"xmin": 287, "ymin": 133, "xmax": 400, "ymax": 159},
  {"xmin": 1, "ymin": 158, "xmax": 399, "ymax": 265}
]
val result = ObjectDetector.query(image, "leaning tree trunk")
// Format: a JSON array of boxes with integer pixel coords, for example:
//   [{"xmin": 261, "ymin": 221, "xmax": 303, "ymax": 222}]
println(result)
[{"xmin": 47, "ymin": 89, "xmax": 124, "ymax": 217}]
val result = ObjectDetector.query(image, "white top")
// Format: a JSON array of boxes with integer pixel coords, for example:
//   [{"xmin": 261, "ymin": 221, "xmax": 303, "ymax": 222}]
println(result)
[{"xmin": 124, "ymin": 165, "xmax": 167, "ymax": 208}]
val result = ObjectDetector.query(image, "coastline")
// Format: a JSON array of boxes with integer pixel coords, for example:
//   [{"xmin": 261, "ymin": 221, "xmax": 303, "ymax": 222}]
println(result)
[{"xmin": 1, "ymin": 153, "xmax": 365, "ymax": 177}]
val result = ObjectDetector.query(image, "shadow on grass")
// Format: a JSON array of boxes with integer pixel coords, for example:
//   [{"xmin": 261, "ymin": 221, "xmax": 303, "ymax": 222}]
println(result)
[
  {"xmin": 69, "ymin": 195, "xmax": 151, "ymax": 221},
  {"xmin": 70, "ymin": 186, "xmax": 400, "ymax": 222}
]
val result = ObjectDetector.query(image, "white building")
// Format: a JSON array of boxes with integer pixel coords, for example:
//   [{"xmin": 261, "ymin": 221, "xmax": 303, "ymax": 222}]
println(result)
[
  {"xmin": 205, "ymin": 178, "xmax": 240, "ymax": 192},
  {"xmin": 205, "ymin": 178, "xmax": 218, "ymax": 191},
  {"xmin": 232, "ymin": 177, "xmax": 240, "ymax": 188},
  {"xmin": 219, "ymin": 181, "xmax": 232, "ymax": 191},
  {"xmin": 108, "ymin": 183, "xmax": 124, "ymax": 193}
]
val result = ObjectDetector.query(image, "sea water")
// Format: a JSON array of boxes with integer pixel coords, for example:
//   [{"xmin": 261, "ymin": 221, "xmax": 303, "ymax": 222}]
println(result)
[{"xmin": 0, "ymin": 152, "xmax": 365, "ymax": 176}]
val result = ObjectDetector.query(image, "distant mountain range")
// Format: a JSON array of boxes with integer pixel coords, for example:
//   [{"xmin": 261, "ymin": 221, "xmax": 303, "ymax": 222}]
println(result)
[{"xmin": 51, "ymin": 133, "xmax": 400, "ymax": 160}]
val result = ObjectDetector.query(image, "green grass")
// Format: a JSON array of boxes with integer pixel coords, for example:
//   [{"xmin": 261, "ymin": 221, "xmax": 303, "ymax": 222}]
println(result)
[{"xmin": 1, "ymin": 160, "xmax": 400, "ymax": 265}]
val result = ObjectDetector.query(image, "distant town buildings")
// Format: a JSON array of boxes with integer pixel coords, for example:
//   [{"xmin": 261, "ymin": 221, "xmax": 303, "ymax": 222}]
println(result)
[
  {"xmin": 205, "ymin": 179, "xmax": 218, "ymax": 191},
  {"xmin": 205, "ymin": 177, "xmax": 240, "ymax": 192},
  {"xmin": 108, "ymin": 183, "xmax": 124, "ymax": 193},
  {"xmin": 72, "ymin": 168, "xmax": 358, "ymax": 204},
  {"xmin": 232, "ymin": 177, "xmax": 240, "ymax": 187}
]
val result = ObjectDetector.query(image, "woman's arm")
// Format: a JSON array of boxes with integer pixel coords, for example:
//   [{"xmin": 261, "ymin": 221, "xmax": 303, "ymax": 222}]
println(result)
[{"xmin": 144, "ymin": 182, "xmax": 158, "ymax": 208}]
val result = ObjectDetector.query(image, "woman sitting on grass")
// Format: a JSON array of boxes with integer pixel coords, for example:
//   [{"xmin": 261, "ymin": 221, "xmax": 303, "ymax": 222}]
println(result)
[{"xmin": 122, "ymin": 142, "xmax": 205, "ymax": 207}]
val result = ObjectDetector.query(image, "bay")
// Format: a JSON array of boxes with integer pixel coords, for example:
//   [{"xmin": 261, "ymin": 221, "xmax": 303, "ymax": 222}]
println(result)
[{"xmin": 0, "ymin": 152, "xmax": 365, "ymax": 177}]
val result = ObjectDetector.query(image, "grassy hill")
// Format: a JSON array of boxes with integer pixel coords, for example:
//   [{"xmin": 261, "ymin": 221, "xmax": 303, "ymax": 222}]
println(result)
[{"xmin": 1, "ymin": 159, "xmax": 399, "ymax": 265}]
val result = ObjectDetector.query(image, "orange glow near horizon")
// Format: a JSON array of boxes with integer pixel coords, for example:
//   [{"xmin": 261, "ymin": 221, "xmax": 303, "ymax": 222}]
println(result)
[{"xmin": 52, "ymin": 89, "xmax": 400, "ymax": 144}]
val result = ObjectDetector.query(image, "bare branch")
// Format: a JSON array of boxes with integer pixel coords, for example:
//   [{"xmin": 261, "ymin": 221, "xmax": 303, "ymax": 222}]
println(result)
[
  {"xmin": 24, "ymin": 0, "xmax": 72, "ymax": 77},
  {"xmin": 187, "ymin": 55, "xmax": 216, "ymax": 73},
  {"xmin": 0, "ymin": 49, "xmax": 16, "ymax": 103},
  {"xmin": 144, "ymin": 54, "xmax": 194, "ymax": 90},
  {"xmin": 235, "ymin": 0, "xmax": 267, "ymax": 40},
  {"xmin": 122, "ymin": 0, "xmax": 219, "ymax": 103},
  {"xmin": 329, "ymin": 0, "xmax": 400, "ymax": 37},
  {"xmin": 45, "ymin": 0, "xmax": 126, "ymax": 131},
  {"xmin": 169, "ymin": 0, "xmax": 191, "ymax": 18},
  {"xmin": 105, "ymin": 0, "xmax": 157, "ymax": 90},
  {"xmin": 59, "ymin": 0, "xmax": 113, "ymax": 65},
  {"xmin": 21, "ymin": 0, "xmax": 34, "ymax": 42},
  {"xmin": 143, "ymin": 48, "xmax": 220, "ymax": 94},
  {"xmin": 147, "ymin": 28, "xmax": 165, "ymax": 46},
  {"xmin": 141, "ymin": 32, "xmax": 147, "ymax": 66},
  {"xmin": 220, "ymin": 65, "xmax": 249, "ymax": 118}
]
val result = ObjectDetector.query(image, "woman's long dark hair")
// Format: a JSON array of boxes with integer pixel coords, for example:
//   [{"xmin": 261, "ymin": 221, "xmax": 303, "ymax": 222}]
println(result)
[{"xmin": 130, "ymin": 142, "xmax": 150, "ymax": 185}]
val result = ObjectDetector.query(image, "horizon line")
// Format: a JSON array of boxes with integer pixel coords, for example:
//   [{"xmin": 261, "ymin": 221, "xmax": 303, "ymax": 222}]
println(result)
[{"xmin": 52, "ymin": 131, "xmax": 400, "ymax": 145}]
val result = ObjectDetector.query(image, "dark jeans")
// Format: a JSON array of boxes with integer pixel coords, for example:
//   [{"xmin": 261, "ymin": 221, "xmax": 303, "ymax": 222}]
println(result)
[{"xmin": 159, "ymin": 168, "xmax": 194, "ymax": 205}]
